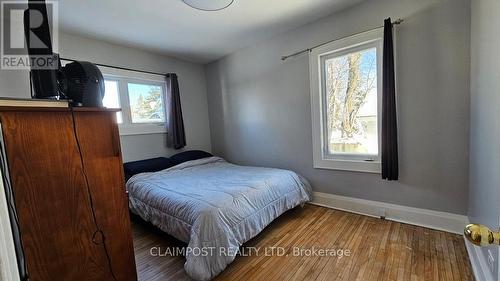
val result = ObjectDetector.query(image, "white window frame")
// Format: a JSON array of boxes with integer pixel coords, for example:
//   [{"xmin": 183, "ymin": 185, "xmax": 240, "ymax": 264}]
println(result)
[
  {"xmin": 100, "ymin": 66, "xmax": 167, "ymax": 136},
  {"xmin": 309, "ymin": 29, "xmax": 383, "ymax": 173}
]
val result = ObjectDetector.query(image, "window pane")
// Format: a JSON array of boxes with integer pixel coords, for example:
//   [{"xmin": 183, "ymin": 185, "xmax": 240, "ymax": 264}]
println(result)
[
  {"xmin": 127, "ymin": 83, "xmax": 165, "ymax": 124},
  {"xmin": 324, "ymin": 48, "xmax": 378, "ymax": 156},
  {"xmin": 103, "ymin": 80, "xmax": 122, "ymax": 123}
]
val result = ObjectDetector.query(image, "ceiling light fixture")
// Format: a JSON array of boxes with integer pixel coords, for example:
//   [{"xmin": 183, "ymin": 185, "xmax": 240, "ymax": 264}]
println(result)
[{"xmin": 182, "ymin": 0, "xmax": 235, "ymax": 11}]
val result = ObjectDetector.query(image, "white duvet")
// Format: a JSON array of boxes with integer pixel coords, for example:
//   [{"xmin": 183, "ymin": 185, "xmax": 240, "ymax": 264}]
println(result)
[{"xmin": 127, "ymin": 157, "xmax": 312, "ymax": 281}]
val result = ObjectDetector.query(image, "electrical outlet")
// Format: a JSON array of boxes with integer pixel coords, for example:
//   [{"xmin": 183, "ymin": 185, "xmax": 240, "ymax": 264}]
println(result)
[
  {"xmin": 378, "ymin": 208, "xmax": 386, "ymax": 220},
  {"xmin": 487, "ymin": 250, "xmax": 495, "ymax": 274}
]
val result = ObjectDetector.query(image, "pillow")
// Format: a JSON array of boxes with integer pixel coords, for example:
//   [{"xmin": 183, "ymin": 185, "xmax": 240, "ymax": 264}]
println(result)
[
  {"xmin": 123, "ymin": 157, "xmax": 175, "ymax": 181},
  {"xmin": 170, "ymin": 150, "xmax": 213, "ymax": 165}
]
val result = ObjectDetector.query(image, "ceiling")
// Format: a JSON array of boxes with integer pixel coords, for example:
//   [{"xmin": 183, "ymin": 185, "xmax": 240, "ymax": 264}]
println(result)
[{"xmin": 58, "ymin": 0, "xmax": 364, "ymax": 64}]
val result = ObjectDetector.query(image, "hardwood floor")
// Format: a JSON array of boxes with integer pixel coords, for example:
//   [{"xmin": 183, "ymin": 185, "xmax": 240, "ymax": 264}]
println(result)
[{"xmin": 132, "ymin": 204, "xmax": 473, "ymax": 281}]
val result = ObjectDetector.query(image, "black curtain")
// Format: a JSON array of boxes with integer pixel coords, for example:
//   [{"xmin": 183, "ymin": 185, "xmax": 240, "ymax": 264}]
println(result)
[
  {"xmin": 382, "ymin": 18, "xmax": 399, "ymax": 180},
  {"xmin": 165, "ymin": 73, "xmax": 186, "ymax": 149}
]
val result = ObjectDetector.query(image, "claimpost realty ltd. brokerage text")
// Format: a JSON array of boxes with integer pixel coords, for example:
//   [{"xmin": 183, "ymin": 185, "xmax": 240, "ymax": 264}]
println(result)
[{"xmin": 150, "ymin": 246, "xmax": 352, "ymax": 258}]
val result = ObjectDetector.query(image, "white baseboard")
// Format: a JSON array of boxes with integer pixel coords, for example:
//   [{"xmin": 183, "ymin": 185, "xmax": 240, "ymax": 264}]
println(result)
[
  {"xmin": 309, "ymin": 191, "xmax": 468, "ymax": 235},
  {"xmin": 464, "ymin": 236, "xmax": 496, "ymax": 281}
]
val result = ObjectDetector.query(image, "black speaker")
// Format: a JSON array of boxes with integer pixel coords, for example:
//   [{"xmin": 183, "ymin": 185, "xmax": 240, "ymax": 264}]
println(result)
[{"xmin": 23, "ymin": 0, "xmax": 59, "ymax": 99}]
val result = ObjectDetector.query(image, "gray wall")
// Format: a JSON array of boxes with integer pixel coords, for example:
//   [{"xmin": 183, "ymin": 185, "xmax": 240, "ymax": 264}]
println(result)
[
  {"xmin": 469, "ymin": 0, "xmax": 500, "ymax": 278},
  {"xmin": 0, "ymin": 32, "xmax": 212, "ymax": 162},
  {"xmin": 205, "ymin": 0, "xmax": 471, "ymax": 214}
]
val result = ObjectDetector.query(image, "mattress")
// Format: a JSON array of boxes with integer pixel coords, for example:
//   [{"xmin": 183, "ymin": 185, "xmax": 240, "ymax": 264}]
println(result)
[{"xmin": 127, "ymin": 157, "xmax": 312, "ymax": 280}]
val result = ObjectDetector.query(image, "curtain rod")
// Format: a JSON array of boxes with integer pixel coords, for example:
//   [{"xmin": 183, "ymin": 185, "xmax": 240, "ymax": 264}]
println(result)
[
  {"xmin": 60, "ymin": 57, "xmax": 167, "ymax": 76},
  {"xmin": 281, "ymin": 18, "xmax": 404, "ymax": 61}
]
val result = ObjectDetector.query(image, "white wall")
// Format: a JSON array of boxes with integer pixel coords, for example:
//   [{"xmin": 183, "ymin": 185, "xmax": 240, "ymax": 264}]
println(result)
[
  {"xmin": 469, "ymin": 0, "xmax": 500, "ymax": 279},
  {"xmin": 205, "ymin": 0, "xmax": 471, "ymax": 214},
  {"xmin": 0, "ymin": 32, "xmax": 212, "ymax": 162}
]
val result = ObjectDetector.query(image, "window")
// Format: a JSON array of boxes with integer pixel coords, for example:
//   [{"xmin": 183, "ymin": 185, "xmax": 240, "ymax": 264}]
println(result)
[
  {"xmin": 102, "ymin": 80, "xmax": 122, "ymax": 123},
  {"xmin": 127, "ymin": 83, "xmax": 165, "ymax": 124},
  {"xmin": 101, "ymin": 71, "xmax": 167, "ymax": 135},
  {"xmin": 310, "ymin": 29, "xmax": 383, "ymax": 173}
]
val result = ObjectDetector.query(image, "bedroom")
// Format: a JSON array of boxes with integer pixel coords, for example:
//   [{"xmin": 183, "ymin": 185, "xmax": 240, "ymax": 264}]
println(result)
[{"xmin": 0, "ymin": 0, "xmax": 498, "ymax": 280}]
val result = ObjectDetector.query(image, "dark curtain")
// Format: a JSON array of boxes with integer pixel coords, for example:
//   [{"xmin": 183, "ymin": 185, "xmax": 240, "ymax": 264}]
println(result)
[
  {"xmin": 165, "ymin": 73, "xmax": 186, "ymax": 149},
  {"xmin": 382, "ymin": 18, "xmax": 399, "ymax": 180}
]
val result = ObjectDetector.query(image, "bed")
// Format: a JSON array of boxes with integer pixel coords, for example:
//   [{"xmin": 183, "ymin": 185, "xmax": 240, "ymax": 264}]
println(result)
[{"xmin": 126, "ymin": 154, "xmax": 312, "ymax": 281}]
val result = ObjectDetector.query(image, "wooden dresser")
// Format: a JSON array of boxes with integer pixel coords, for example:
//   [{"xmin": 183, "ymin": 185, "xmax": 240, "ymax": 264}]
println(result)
[{"xmin": 0, "ymin": 105, "xmax": 137, "ymax": 281}]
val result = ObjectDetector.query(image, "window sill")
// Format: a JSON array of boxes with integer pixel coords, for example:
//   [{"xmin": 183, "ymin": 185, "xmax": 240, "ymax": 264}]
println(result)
[
  {"xmin": 313, "ymin": 158, "xmax": 381, "ymax": 174},
  {"xmin": 118, "ymin": 124, "xmax": 166, "ymax": 136}
]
